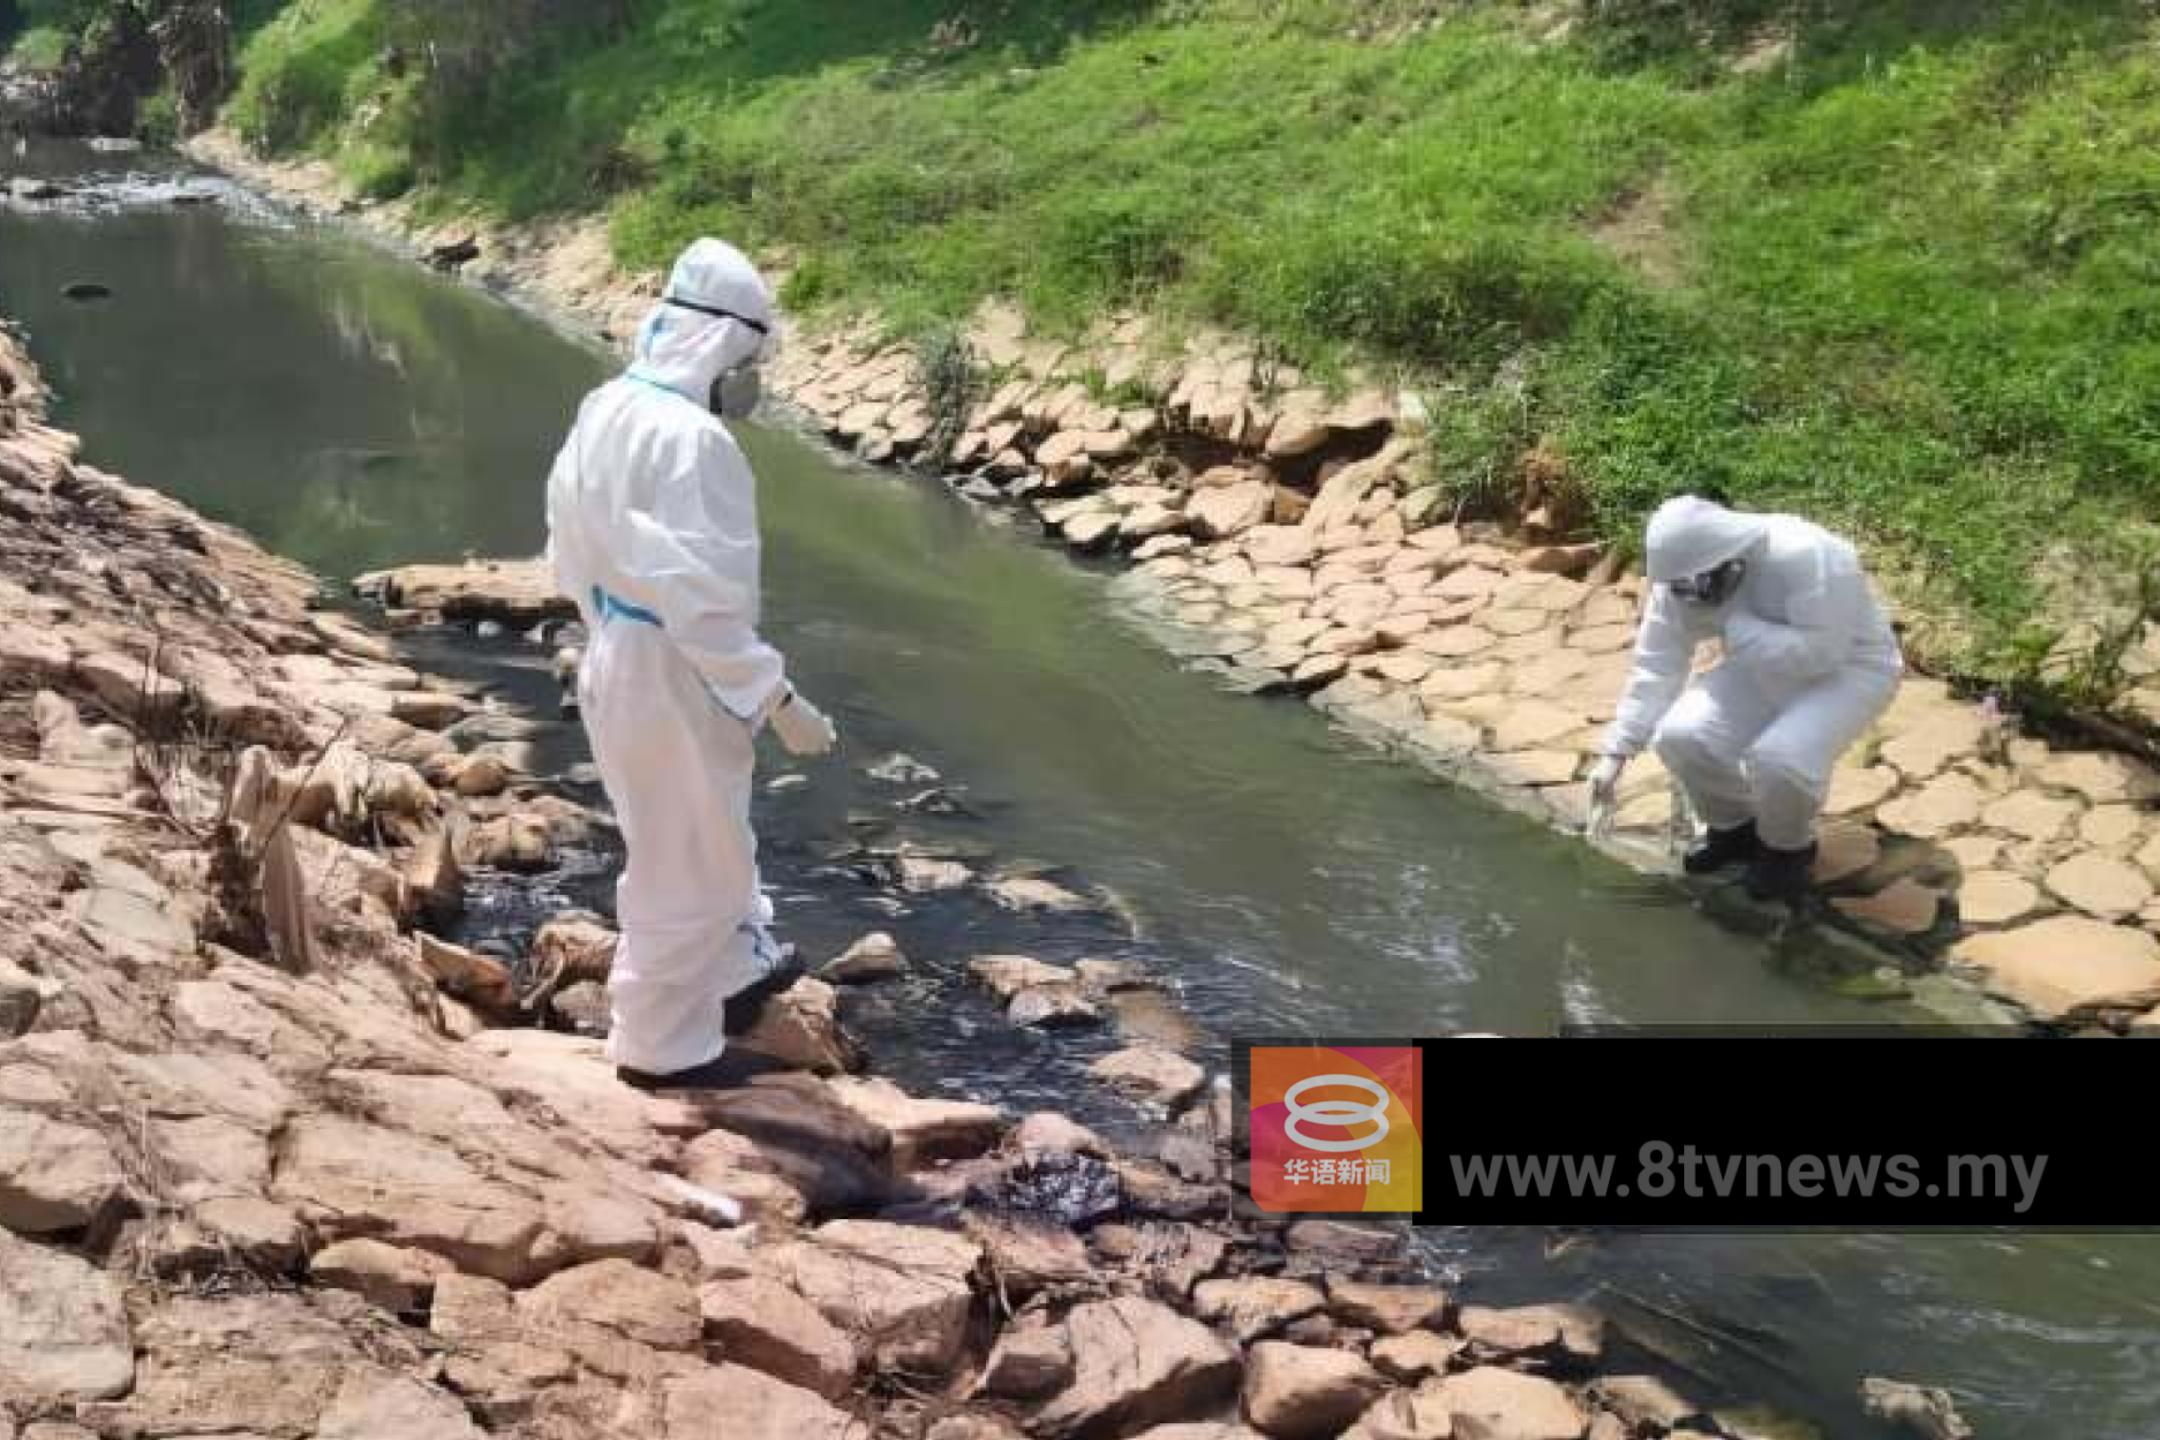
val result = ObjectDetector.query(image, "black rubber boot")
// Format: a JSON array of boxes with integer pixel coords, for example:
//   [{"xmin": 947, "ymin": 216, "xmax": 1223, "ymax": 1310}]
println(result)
[
  {"xmin": 722, "ymin": 947, "xmax": 807, "ymax": 1037},
  {"xmin": 616, "ymin": 1047, "xmax": 787, "ymax": 1093},
  {"xmin": 1745, "ymin": 842, "xmax": 1820, "ymax": 903},
  {"xmin": 1682, "ymin": 819, "xmax": 1761, "ymax": 876}
]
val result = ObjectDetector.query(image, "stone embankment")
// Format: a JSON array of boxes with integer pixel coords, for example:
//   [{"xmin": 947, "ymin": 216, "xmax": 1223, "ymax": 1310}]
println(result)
[
  {"xmin": 181, "ymin": 127, "xmax": 2160, "ymax": 1027},
  {"xmin": 0, "ymin": 310, "xmax": 1850, "ymax": 1440}
]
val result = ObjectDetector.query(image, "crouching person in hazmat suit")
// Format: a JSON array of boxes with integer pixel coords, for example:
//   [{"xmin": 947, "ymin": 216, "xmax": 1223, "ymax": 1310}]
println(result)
[
  {"xmin": 1588, "ymin": 496, "xmax": 1902, "ymax": 902},
  {"xmin": 546, "ymin": 238, "xmax": 838, "ymax": 1090}
]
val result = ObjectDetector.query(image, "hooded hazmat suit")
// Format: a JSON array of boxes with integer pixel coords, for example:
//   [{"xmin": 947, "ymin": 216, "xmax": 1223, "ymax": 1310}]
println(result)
[
  {"xmin": 1602, "ymin": 497, "xmax": 1902, "ymax": 852},
  {"xmin": 544, "ymin": 239, "xmax": 795, "ymax": 1076}
]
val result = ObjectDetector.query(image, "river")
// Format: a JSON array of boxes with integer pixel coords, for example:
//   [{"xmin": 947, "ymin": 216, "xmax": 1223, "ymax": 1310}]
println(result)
[{"xmin": 4, "ymin": 140, "xmax": 2156, "ymax": 1437}]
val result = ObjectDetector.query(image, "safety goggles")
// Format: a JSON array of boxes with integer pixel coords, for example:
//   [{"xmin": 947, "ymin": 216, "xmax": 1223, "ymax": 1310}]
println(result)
[
  {"xmin": 1669, "ymin": 560, "xmax": 1745, "ymax": 605},
  {"xmin": 662, "ymin": 295, "xmax": 770, "ymax": 334}
]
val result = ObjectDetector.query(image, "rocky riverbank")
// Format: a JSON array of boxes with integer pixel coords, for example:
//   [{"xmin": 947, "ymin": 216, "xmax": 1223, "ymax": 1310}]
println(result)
[
  {"xmin": 0, "ymin": 283, "xmax": 1896, "ymax": 1440},
  {"xmin": 174, "ymin": 128, "xmax": 2160, "ymax": 1033}
]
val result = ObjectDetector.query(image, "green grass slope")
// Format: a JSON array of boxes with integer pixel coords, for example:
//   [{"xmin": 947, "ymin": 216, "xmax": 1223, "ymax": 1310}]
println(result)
[{"xmin": 214, "ymin": 1, "xmax": 2160, "ymax": 694}]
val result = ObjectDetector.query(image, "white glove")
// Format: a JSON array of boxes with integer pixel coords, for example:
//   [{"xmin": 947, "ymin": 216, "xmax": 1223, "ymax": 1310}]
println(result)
[
  {"xmin": 1585, "ymin": 753, "xmax": 1629, "ymax": 840},
  {"xmin": 768, "ymin": 687, "xmax": 838, "ymax": 757}
]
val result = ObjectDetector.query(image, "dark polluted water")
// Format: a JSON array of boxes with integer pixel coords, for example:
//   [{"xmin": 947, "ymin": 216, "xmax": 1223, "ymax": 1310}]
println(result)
[{"xmin": 5, "ymin": 140, "xmax": 2159, "ymax": 1437}]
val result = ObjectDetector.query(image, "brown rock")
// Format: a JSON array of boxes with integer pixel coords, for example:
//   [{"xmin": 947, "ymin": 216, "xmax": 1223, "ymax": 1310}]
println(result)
[
  {"xmin": 1590, "ymin": 1375, "xmax": 1698, "ymax": 1431},
  {"xmin": 678, "ymin": 1128, "xmax": 810, "ymax": 1226},
  {"xmin": 815, "ymin": 933, "xmax": 900, "ymax": 984},
  {"xmin": 1328, "ymin": 1277, "xmax": 1450, "ymax": 1335},
  {"xmin": 1950, "ymin": 916, "xmax": 2160, "ymax": 1020},
  {"xmin": 1432, "ymin": 1366, "xmax": 1588, "ymax": 1439},
  {"xmin": 2080, "ymin": 804, "xmax": 2146, "ymax": 849},
  {"xmin": 759, "ymin": 1221, "xmax": 979, "ymax": 1374},
  {"xmin": 316, "ymin": 1368, "xmax": 485, "ymax": 1440},
  {"xmin": 736, "ymin": 976, "xmax": 863, "ymax": 1074},
  {"xmin": 528, "ymin": 911, "xmax": 616, "ymax": 987},
  {"xmin": 972, "ymin": 953, "xmax": 1076, "ymax": 1000},
  {"xmin": 1812, "ymin": 822, "xmax": 1882, "ymax": 886},
  {"xmin": 1090, "ymin": 1046, "xmax": 1207, "ymax": 1108},
  {"xmin": 404, "ymin": 828, "xmax": 463, "ymax": 924},
  {"xmin": 1011, "ymin": 981, "xmax": 1108, "ymax": 1029},
  {"xmin": 0, "ymin": 1226, "xmax": 134, "ymax": 1402},
  {"xmin": 967, "ymin": 1212, "xmax": 1095, "ymax": 1295},
  {"xmin": 1031, "ymin": 1296, "xmax": 1240, "ymax": 1439},
  {"xmin": 988, "ymin": 873, "xmax": 1094, "ymax": 914},
  {"xmin": 416, "ymin": 933, "xmax": 517, "ymax": 1013},
  {"xmin": 2044, "ymin": 852, "xmax": 2154, "ymax": 920},
  {"xmin": 1492, "ymin": 701, "xmax": 1584, "ymax": 753},
  {"xmin": 1284, "ymin": 1218, "xmax": 1407, "ymax": 1264},
  {"xmin": 1342, "ymin": 1385, "xmax": 1457, "ymax": 1440},
  {"xmin": 1370, "ymin": 1329, "xmax": 1466, "ymax": 1383},
  {"xmin": 361, "ymin": 560, "xmax": 574, "ymax": 624},
  {"xmin": 1456, "ymin": 1304, "xmax": 1603, "ymax": 1366},
  {"xmin": 1824, "ymin": 765, "xmax": 1900, "ymax": 817},
  {"xmin": 1876, "ymin": 773, "xmax": 1984, "ymax": 839},
  {"xmin": 692, "ymin": 1075, "xmax": 896, "ymax": 1213},
  {"xmin": 1193, "ymin": 1276, "xmax": 1328, "ymax": 1342},
  {"xmin": 1958, "ymin": 870, "xmax": 2041, "ymax": 927},
  {"xmin": 309, "ymin": 1238, "xmax": 454, "ymax": 1315},
  {"xmin": 699, "ymin": 1275, "xmax": 857, "ymax": 1399},
  {"xmin": 0, "ymin": 1110, "xmax": 127, "ymax": 1233},
  {"xmin": 273, "ymin": 1113, "xmax": 557, "ymax": 1284},
  {"xmin": 78, "ymin": 649, "xmax": 185, "ymax": 720},
  {"xmin": 981, "ymin": 1320, "xmax": 1076, "ymax": 1400},
  {"xmin": 1859, "ymin": 1376, "xmax": 1975, "ymax": 1440},
  {"xmin": 461, "ymin": 811, "xmax": 555, "ymax": 871},
  {"xmin": 393, "ymin": 688, "xmax": 472, "ymax": 731},
  {"xmin": 521, "ymin": 1257, "xmax": 703, "ymax": 1352},
  {"xmin": 827, "ymin": 1074, "xmax": 1003, "ymax": 1168},
  {"xmin": 1981, "ymin": 790, "xmax": 2080, "ymax": 843},
  {"xmin": 1243, "ymin": 1341, "xmax": 1389, "ymax": 1439},
  {"xmin": 2033, "ymin": 751, "xmax": 2160, "ymax": 805},
  {"xmin": 660, "ymin": 1363, "xmax": 858, "ymax": 1440},
  {"xmin": 1833, "ymin": 878, "xmax": 1943, "ymax": 937},
  {"xmin": 1190, "ymin": 480, "xmax": 1276, "ymax": 540},
  {"xmin": 1009, "ymin": 1110, "xmax": 1112, "ymax": 1158}
]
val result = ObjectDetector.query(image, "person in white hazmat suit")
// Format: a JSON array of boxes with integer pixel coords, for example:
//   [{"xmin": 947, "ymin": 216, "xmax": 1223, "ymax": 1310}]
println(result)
[
  {"xmin": 546, "ymin": 238, "xmax": 838, "ymax": 1091},
  {"xmin": 1587, "ymin": 495, "xmax": 1902, "ymax": 901}
]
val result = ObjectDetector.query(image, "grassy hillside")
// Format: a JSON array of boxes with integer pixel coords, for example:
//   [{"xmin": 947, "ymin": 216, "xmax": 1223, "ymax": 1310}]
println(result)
[{"xmin": 142, "ymin": 3, "xmax": 2160, "ymax": 695}]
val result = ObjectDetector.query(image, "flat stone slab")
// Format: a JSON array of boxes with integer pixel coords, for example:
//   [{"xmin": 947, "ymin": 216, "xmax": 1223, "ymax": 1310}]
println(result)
[{"xmin": 1950, "ymin": 916, "xmax": 2160, "ymax": 1020}]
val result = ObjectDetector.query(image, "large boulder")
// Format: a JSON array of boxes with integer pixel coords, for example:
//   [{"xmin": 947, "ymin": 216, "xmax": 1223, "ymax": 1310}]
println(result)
[
  {"xmin": 0, "ymin": 1110, "xmax": 128, "ymax": 1233},
  {"xmin": 272, "ymin": 1111, "xmax": 652, "ymax": 1285},
  {"xmin": 827, "ymin": 1074, "xmax": 1003, "ymax": 1169},
  {"xmin": 309, "ymin": 1238, "xmax": 455, "ymax": 1316},
  {"xmin": 660, "ymin": 1362, "xmax": 861, "ymax": 1440},
  {"xmin": 699, "ymin": 1274, "xmax": 858, "ymax": 1399},
  {"xmin": 981, "ymin": 1319, "xmax": 1075, "ymax": 1400},
  {"xmin": 1949, "ymin": 916, "xmax": 2160, "ymax": 1021},
  {"xmin": 1193, "ymin": 1277, "xmax": 1327, "ymax": 1343},
  {"xmin": 757, "ymin": 1220, "xmax": 980, "ymax": 1375},
  {"xmin": 1430, "ymin": 1367, "xmax": 1588, "ymax": 1440},
  {"xmin": 0, "ymin": 1227, "xmax": 134, "ymax": 1403},
  {"xmin": 1242, "ymin": 1342, "xmax": 1388, "ymax": 1439},
  {"xmin": 355, "ymin": 559, "xmax": 575, "ymax": 625},
  {"xmin": 1456, "ymin": 1304, "xmax": 1603, "ymax": 1367},
  {"xmin": 1030, "ymin": 1296, "xmax": 1239, "ymax": 1439},
  {"xmin": 1327, "ymin": 1277, "xmax": 1451, "ymax": 1335},
  {"xmin": 736, "ymin": 977, "xmax": 865, "ymax": 1075},
  {"xmin": 690, "ymin": 1074, "xmax": 897, "ymax": 1213},
  {"xmin": 1188, "ymin": 480, "xmax": 1275, "ymax": 541}
]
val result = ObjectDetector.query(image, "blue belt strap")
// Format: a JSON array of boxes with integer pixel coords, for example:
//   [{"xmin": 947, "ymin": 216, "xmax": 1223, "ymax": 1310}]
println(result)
[{"xmin": 592, "ymin": 585, "xmax": 663, "ymax": 628}]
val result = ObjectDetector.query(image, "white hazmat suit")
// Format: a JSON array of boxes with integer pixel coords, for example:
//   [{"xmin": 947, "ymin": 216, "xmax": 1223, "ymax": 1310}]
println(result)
[
  {"xmin": 545, "ymin": 239, "xmax": 832, "ymax": 1079},
  {"xmin": 1600, "ymin": 497, "xmax": 1902, "ymax": 861}
]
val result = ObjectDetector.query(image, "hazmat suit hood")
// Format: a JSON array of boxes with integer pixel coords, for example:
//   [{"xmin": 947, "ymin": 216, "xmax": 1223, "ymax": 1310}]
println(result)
[
  {"xmin": 1644, "ymin": 496, "xmax": 1769, "ymax": 584},
  {"xmin": 628, "ymin": 238, "xmax": 779, "ymax": 402}
]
